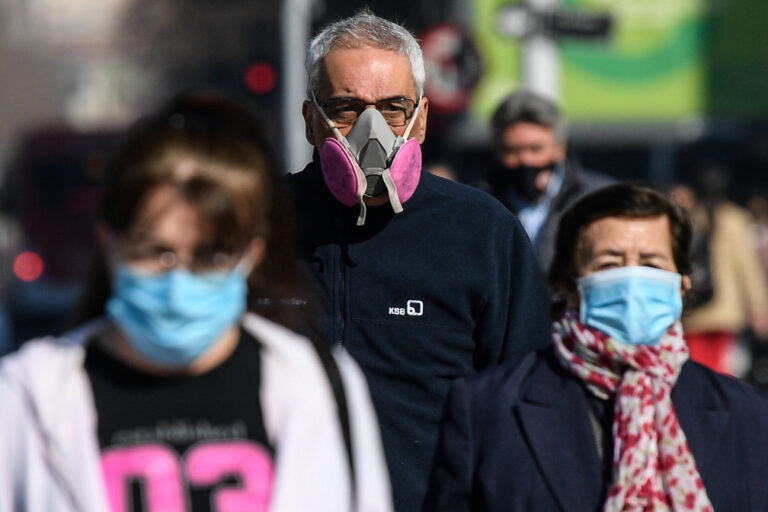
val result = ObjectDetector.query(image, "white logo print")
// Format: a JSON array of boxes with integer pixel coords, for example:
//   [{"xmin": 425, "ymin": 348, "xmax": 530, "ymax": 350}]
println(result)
[
  {"xmin": 406, "ymin": 300, "xmax": 423, "ymax": 316},
  {"xmin": 388, "ymin": 300, "xmax": 424, "ymax": 316}
]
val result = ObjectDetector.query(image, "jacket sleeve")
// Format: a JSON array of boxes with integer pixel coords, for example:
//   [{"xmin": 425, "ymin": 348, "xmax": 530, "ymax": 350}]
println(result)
[
  {"xmin": 0, "ymin": 339, "xmax": 110, "ymax": 512},
  {"xmin": 261, "ymin": 333, "xmax": 393, "ymax": 512},
  {"xmin": 474, "ymin": 216, "xmax": 551, "ymax": 368},
  {"xmin": 422, "ymin": 377, "xmax": 474, "ymax": 512},
  {"xmin": 0, "ymin": 367, "xmax": 21, "ymax": 512},
  {"xmin": 0, "ymin": 350, "xmax": 62, "ymax": 512}
]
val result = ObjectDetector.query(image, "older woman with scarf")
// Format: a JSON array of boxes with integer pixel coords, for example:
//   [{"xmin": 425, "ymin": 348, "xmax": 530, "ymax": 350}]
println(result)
[{"xmin": 423, "ymin": 183, "xmax": 768, "ymax": 512}]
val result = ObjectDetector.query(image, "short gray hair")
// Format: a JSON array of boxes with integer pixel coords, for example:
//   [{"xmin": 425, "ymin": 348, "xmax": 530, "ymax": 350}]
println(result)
[
  {"xmin": 491, "ymin": 91, "xmax": 567, "ymax": 143},
  {"xmin": 305, "ymin": 9, "xmax": 425, "ymax": 99}
]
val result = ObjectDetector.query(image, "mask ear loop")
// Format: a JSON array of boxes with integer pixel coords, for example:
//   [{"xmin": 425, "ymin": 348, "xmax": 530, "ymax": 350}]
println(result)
[
  {"xmin": 382, "ymin": 95, "xmax": 422, "ymax": 214},
  {"xmin": 403, "ymin": 95, "xmax": 422, "ymax": 140},
  {"xmin": 381, "ymin": 170, "xmax": 402, "ymax": 213},
  {"xmin": 312, "ymin": 93, "xmax": 368, "ymax": 225},
  {"xmin": 234, "ymin": 247, "xmax": 260, "ymax": 276}
]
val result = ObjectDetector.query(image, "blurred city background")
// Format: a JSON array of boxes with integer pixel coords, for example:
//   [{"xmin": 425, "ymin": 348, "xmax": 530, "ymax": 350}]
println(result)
[{"xmin": 1, "ymin": 0, "xmax": 767, "ymax": 381}]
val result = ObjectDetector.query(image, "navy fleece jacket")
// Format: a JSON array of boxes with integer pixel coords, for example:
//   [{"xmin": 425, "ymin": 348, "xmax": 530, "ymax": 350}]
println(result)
[{"xmin": 289, "ymin": 158, "xmax": 551, "ymax": 512}]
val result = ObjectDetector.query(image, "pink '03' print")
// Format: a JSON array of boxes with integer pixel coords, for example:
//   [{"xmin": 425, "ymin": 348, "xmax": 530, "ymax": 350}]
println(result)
[{"xmin": 101, "ymin": 441, "xmax": 273, "ymax": 511}]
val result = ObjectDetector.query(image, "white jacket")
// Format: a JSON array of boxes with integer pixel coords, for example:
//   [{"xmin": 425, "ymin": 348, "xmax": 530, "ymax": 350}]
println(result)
[{"xmin": 0, "ymin": 313, "xmax": 393, "ymax": 512}]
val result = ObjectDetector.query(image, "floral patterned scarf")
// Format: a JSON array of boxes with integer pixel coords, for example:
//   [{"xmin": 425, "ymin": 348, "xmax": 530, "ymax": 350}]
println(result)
[{"xmin": 552, "ymin": 310, "xmax": 713, "ymax": 512}]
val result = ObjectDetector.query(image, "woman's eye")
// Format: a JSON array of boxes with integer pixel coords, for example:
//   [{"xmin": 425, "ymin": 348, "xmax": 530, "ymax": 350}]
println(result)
[
  {"xmin": 149, "ymin": 246, "xmax": 170, "ymax": 257},
  {"xmin": 124, "ymin": 245, "xmax": 164, "ymax": 260}
]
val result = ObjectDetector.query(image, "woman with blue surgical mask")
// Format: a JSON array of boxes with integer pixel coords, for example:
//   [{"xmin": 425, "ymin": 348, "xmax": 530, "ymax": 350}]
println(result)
[
  {"xmin": 425, "ymin": 183, "xmax": 768, "ymax": 512},
  {"xmin": 0, "ymin": 92, "xmax": 393, "ymax": 512}
]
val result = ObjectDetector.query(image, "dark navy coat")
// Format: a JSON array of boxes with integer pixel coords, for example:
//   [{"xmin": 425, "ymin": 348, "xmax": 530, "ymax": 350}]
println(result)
[
  {"xmin": 424, "ymin": 347, "xmax": 768, "ymax": 512},
  {"xmin": 290, "ymin": 158, "xmax": 551, "ymax": 512}
]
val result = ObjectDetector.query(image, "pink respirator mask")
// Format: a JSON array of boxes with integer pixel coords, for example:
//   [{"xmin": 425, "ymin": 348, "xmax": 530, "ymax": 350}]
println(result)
[{"xmin": 314, "ymin": 95, "xmax": 423, "ymax": 226}]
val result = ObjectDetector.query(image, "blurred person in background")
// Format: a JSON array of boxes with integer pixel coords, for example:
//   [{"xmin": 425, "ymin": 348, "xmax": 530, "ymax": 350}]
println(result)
[
  {"xmin": 424, "ymin": 183, "xmax": 768, "ymax": 511},
  {"xmin": 745, "ymin": 193, "xmax": 768, "ymax": 386},
  {"xmin": 290, "ymin": 9, "xmax": 551, "ymax": 511},
  {"xmin": 484, "ymin": 90, "xmax": 613, "ymax": 270},
  {"xmin": 667, "ymin": 183, "xmax": 715, "ymax": 313},
  {"xmin": 747, "ymin": 193, "xmax": 768, "ymax": 291},
  {"xmin": 0, "ymin": 92, "xmax": 392, "ymax": 512},
  {"xmin": 670, "ymin": 166, "xmax": 768, "ymax": 376}
]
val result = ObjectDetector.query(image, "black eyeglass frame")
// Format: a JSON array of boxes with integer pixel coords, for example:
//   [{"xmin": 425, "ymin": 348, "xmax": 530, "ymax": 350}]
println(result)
[{"xmin": 317, "ymin": 96, "xmax": 418, "ymax": 128}]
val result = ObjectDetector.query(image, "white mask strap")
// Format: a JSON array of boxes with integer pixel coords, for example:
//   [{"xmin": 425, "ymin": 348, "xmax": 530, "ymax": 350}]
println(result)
[
  {"xmin": 355, "ymin": 197, "xmax": 368, "ymax": 226},
  {"xmin": 402, "ymin": 95, "xmax": 422, "ymax": 141},
  {"xmin": 381, "ymin": 169, "xmax": 403, "ymax": 214},
  {"xmin": 234, "ymin": 246, "xmax": 261, "ymax": 276}
]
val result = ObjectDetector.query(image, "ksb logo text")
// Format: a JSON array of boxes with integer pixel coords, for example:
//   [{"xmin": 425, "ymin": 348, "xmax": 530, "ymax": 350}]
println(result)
[{"xmin": 388, "ymin": 300, "xmax": 423, "ymax": 316}]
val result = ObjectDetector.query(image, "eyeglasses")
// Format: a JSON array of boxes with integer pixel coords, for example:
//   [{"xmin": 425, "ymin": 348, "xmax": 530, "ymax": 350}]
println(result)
[
  {"xmin": 115, "ymin": 240, "xmax": 248, "ymax": 275},
  {"xmin": 318, "ymin": 96, "xmax": 418, "ymax": 128}
]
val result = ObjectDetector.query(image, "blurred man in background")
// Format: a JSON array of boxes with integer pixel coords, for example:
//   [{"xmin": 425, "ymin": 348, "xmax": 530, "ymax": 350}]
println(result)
[{"xmin": 485, "ymin": 91, "xmax": 612, "ymax": 270}]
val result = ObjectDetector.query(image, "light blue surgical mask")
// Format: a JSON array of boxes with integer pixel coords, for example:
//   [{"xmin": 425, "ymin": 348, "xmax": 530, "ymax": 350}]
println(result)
[
  {"xmin": 577, "ymin": 266, "xmax": 683, "ymax": 346},
  {"xmin": 106, "ymin": 265, "xmax": 249, "ymax": 367}
]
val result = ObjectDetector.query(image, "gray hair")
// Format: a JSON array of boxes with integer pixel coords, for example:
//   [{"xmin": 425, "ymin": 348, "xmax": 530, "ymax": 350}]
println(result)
[
  {"xmin": 305, "ymin": 9, "xmax": 425, "ymax": 99},
  {"xmin": 491, "ymin": 91, "xmax": 567, "ymax": 143}
]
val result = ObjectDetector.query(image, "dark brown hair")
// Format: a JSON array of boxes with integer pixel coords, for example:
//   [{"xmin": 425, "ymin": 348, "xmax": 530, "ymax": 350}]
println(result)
[
  {"xmin": 74, "ymin": 91, "xmax": 320, "ymax": 333},
  {"xmin": 491, "ymin": 90, "xmax": 567, "ymax": 143},
  {"xmin": 549, "ymin": 183, "xmax": 693, "ymax": 289}
]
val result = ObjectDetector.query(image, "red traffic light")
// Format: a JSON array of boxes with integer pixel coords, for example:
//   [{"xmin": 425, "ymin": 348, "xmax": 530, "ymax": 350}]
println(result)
[
  {"xmin": 14, "ymin": 251, "xmax": 44, "ymax": 282},
  {"xmin": 244, "ymin": 62, "xmax": 277, "ymax": 94}
]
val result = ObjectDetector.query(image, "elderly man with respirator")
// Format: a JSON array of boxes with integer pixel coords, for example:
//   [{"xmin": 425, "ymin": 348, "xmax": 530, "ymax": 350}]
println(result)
[{"xmin": 288, "ymin": 9, "xmax": 551, "ymax": 512}]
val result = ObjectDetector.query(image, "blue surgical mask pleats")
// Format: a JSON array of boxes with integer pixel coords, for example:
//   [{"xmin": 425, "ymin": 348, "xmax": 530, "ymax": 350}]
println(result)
[
  {"xmin": 577, "ymin": 266, "xmax": 682, "ymax": 346},
  {"xmin": 106, "ymin": 265, "xmax": 248, "ymax": 366}
]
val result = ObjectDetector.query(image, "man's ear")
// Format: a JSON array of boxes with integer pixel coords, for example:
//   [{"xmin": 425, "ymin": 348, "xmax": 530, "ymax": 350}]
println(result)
[
  {"xmin": 416, "ymin": 96, "xmax": 428, "ymax": 144},
  {"xmin": 302, "ymin": 100, "xmax": 315, "ymax": 146}
]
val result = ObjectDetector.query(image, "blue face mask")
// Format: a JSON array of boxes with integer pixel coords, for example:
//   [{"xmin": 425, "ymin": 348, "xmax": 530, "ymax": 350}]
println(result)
[
  {"xmin": 577, "ymin": 266, "xmax": 683, "ymax": 346},
  {"xmin": 106, "ymin": 265, "xmax": 249, "ymax": 367}
]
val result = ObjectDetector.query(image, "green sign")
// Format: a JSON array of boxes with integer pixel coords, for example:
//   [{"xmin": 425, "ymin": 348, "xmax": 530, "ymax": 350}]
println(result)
[
  {"xmin": 706, "ymin": 0, "xmax": 768, "ymax": 118},
  {"xmin": 470, "ymin": 0, "xmax": 525, "ymax": 119},
  {"xmin": 470, "ymin": 0, "xmax": 768, "ymax": 121}
]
